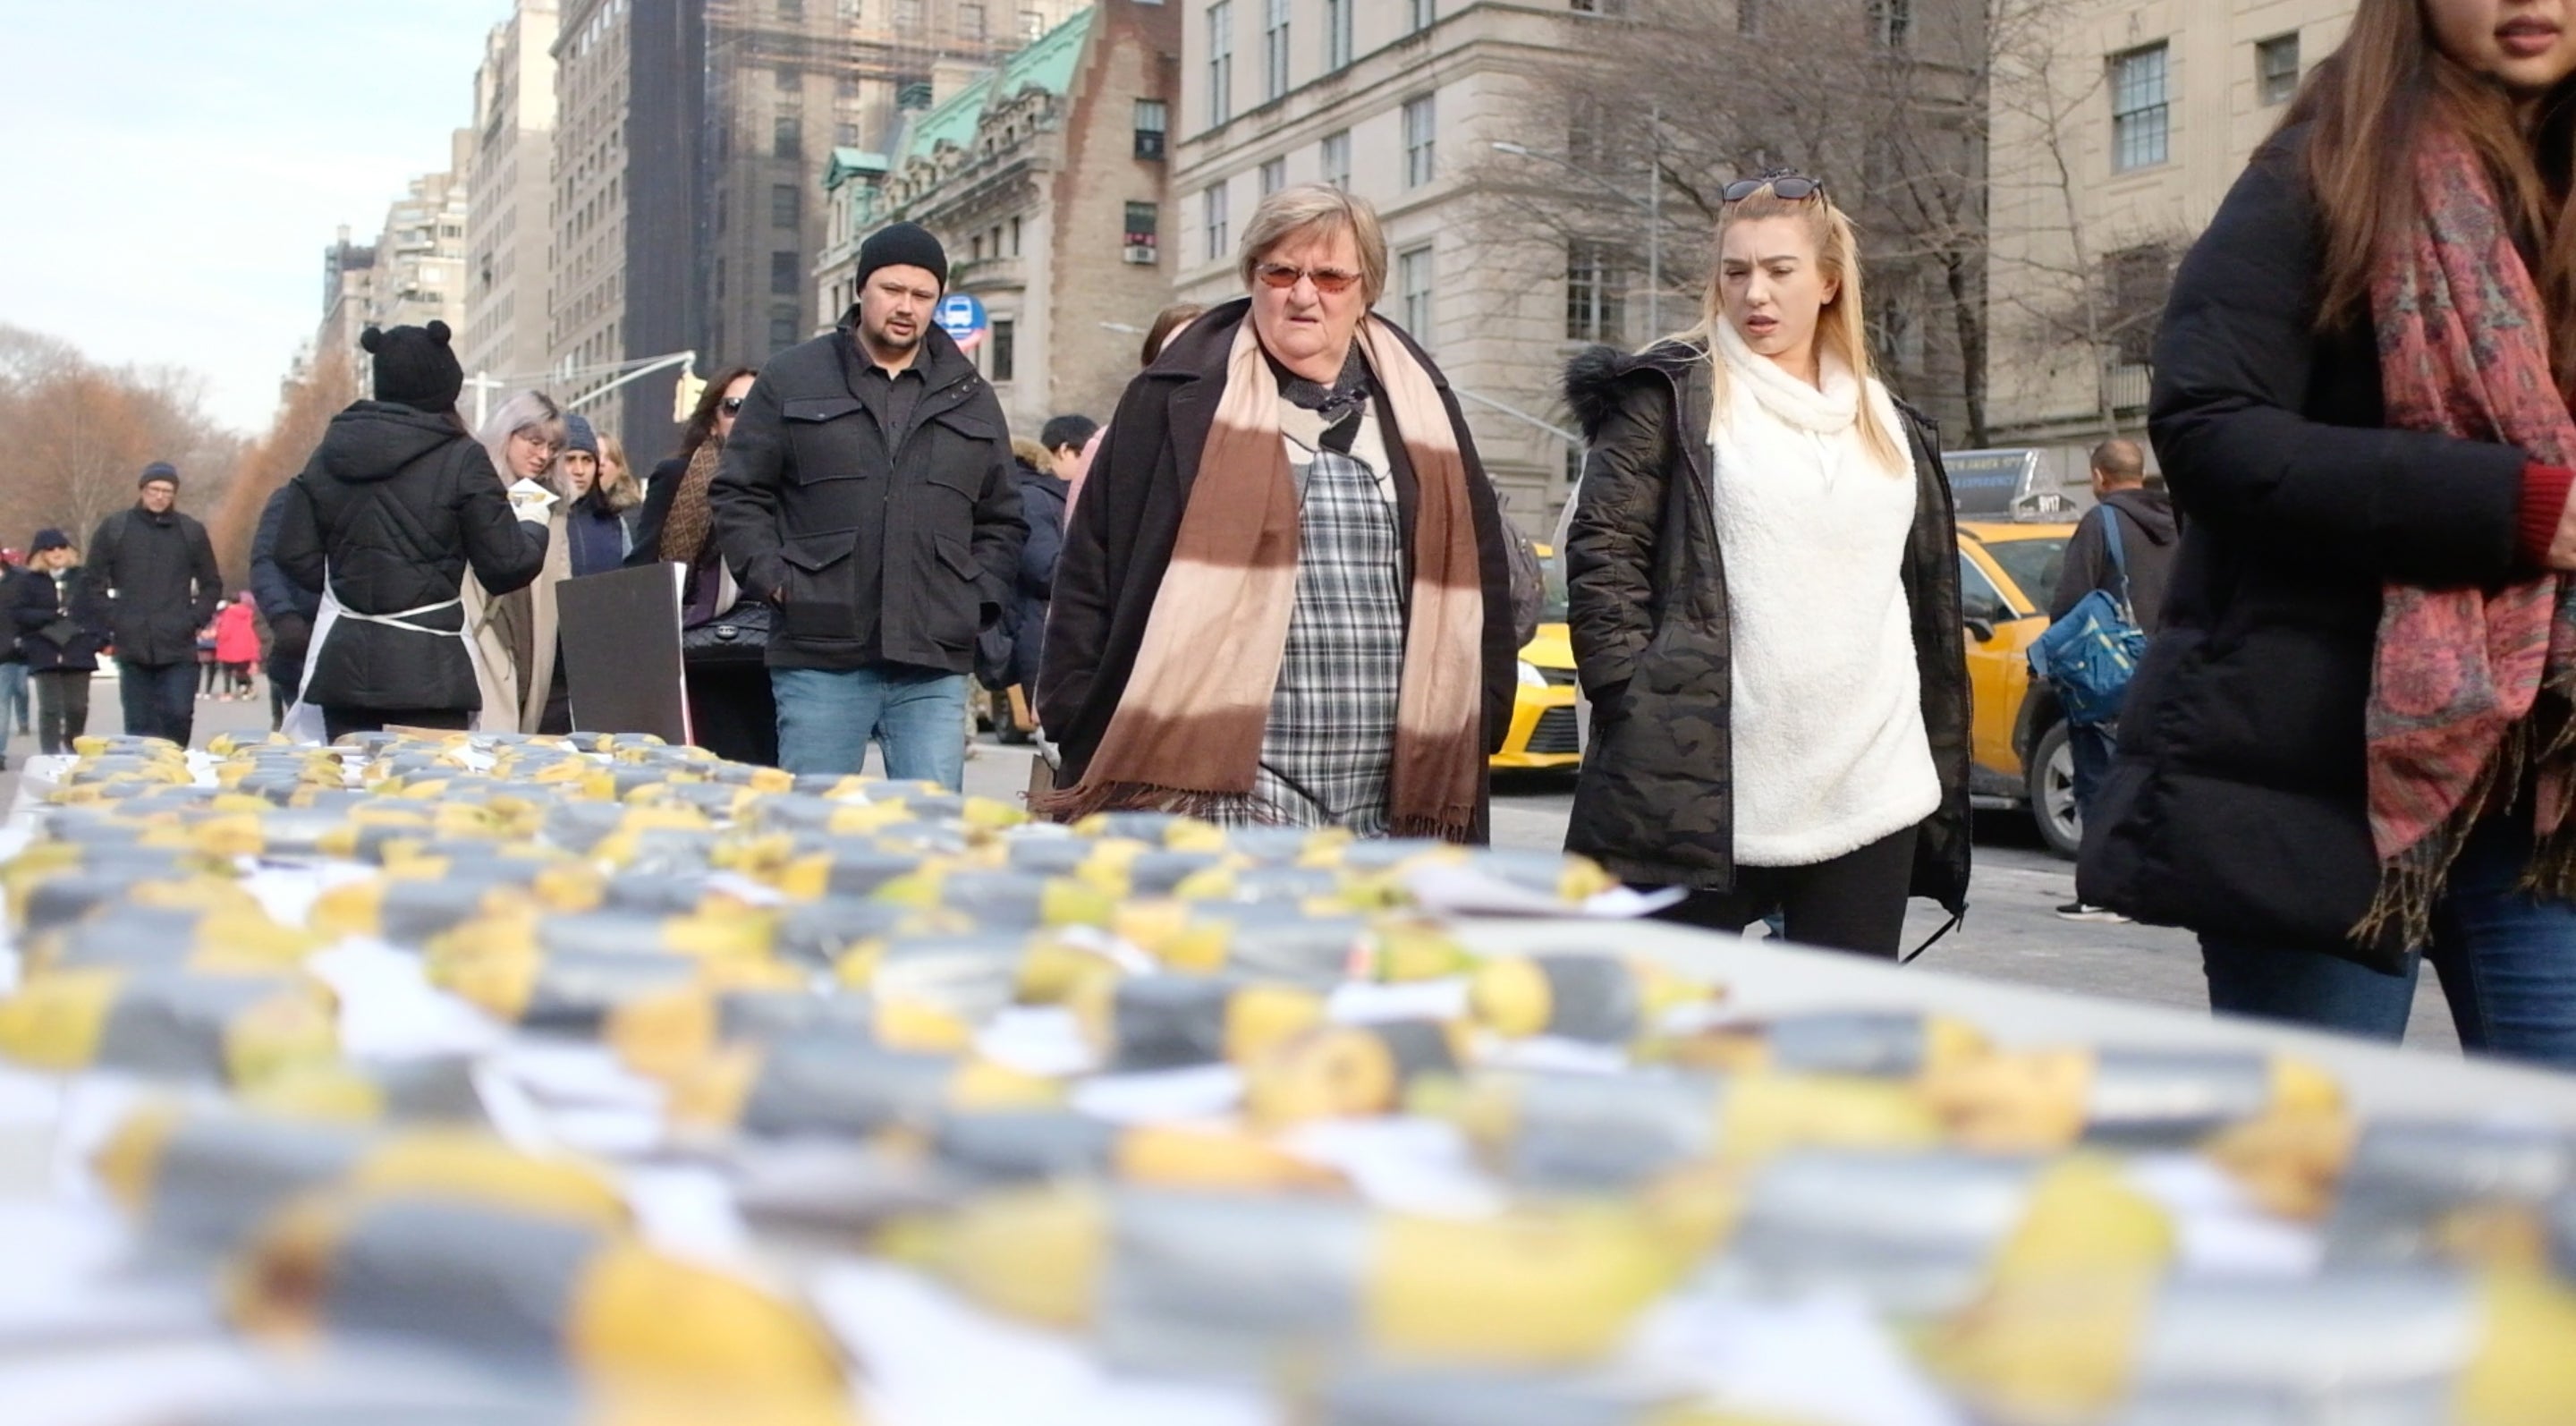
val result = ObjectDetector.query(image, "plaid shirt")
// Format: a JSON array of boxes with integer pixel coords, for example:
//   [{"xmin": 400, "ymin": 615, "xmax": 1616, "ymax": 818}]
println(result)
[{"xmin": 1202, "ymin": 425, "xmax": 1405, "ymax": 835}]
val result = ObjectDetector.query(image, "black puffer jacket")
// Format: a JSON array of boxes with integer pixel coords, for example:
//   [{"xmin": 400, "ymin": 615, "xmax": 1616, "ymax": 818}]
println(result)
[
  {"xmin": 708, "ymin": 319, "xmax": 1025, "ymax": 674},
  {"xmin": 1008, "ymin": 458, "xmax": 1068, "ymax": 692},
  {"xmin": 13, "ymin": 566, "xmax": 108, "ymax": 673},
  {"xmin": 1560, "ymin": 341, "xmax": 1971, "ymax": 914},
  {"xmin": 272, "ymin": 401, "xmax": 548, "ymax": 712},
  {"xmin": 87, "ymin": 504, "xmax": 219, "ymax": 666},
  {"xmin": 2080, "ymin": 127, "xmax": 2529, "ymax": 970}
]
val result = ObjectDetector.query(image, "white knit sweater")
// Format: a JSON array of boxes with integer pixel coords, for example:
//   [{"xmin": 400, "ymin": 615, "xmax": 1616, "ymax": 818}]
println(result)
[{"xmin": 1707, "ymin": 320, "xmax": 1939, "ymax": 867}]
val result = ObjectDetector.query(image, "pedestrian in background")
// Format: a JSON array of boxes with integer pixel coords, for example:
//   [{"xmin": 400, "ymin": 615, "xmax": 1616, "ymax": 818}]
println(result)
[
  {"xmin": 0, "ymin": 550, "xmax": 29, "ymax": 762},
  {"xmin": 1064, "ymin": 303, "xmax": 1202, "ymax": 517},
  {"xmin": 196, "ymin": 608, "xmax": 221, "ymax": 699},
  {"xmin": 14, "ymin": 531, "xmax": 105, "ymax": 755},
  {"xmin": 472, "ymin": 390, "xmax": 569, "ymax": 733},
  {"xmin": 1040, "ymin": 185, "xmax": 1517, "ymax": 840},
  {"xmin": 711, "ymin": 223, "xmax": 1024, "ymax": 788},
  {"xmin": 1008, "ymin": 423, "xmax": 1082, "ymax": 697},
  {"xmin": 630, "ymin": 366, "xmax": 777, "ymax": 766},
  {"xmin": 214, "ymin": 593, "xmax": 258, "ymax": 700},
  {"xmin": 88, "ymin": 462, "xmax": 220, "ymax": 748},
  {"xmin": 560, "ymin": 413, "xmax": 636, "ymax": 576},
  {"xmin": 250, "ymin": 482, "xmax": 321, "ymax": 729},
  {"xmin": 1561, "ymin": 170, "xmax": 1970, "ymax": 957},
  {"xmin": 2083, "ymin": 0, "xmax": 2576, "ymax": 1067},
  {"xmin": 2048, "ymin": 436, "xmax": 2176, "ymax": 924},
  {"xmin": 273, "ymin": 322, "xmax": 547, "ymax": 742},
  {"xmin": 596, "ymin": 432, "xmax": 648, "ymax": 555}
]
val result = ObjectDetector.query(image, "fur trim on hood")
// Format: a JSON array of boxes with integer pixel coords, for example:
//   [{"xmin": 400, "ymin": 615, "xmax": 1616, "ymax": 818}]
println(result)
[{"xmin": 1562, "ymin": 341, "xmax": 1707, "ymax": 441}]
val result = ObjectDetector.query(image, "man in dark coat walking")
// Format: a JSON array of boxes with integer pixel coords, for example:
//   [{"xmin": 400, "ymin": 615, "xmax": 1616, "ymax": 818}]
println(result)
[
  {"xmin": 709, "ymin": 222, "xmax": 1024, "ymax": 789},
  {"xmin": 88, "ymin": 462, "xmax": 220, "ymax": 747},
  {"xmin": 249, "ymin": 482, "xmax": 323, "ymax": 730},
  {"xmin": 2048, "ymin": 437, "xmax": 2179, "ymax": 922}
]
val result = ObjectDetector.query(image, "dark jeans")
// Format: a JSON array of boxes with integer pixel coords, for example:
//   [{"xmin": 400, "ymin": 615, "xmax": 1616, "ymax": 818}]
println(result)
[
  {"xmin": 2069, "ymin": 718, "xmax": 2117, "ymax": 835},
  {"xmin": 0, "ymin": 660, "xmax": 27, "ymax": 735},
  {"xmin": 1652, "ymin": 825, "xmax": 1922, "ymax": 958},
  {"xmin": 2201, "ymin": 818, "xmax": 2576, "ymax": 1071},
  {"xmin": 267, "ymin": 657, "xmax": 301, "ymax": 732},
  {"xmin": 321, "ymin": 706, "xmax": 473, "ymax": 742},
  {"xmin": 118, "ymin": 659, "xmax": 198, "ymax": 746},
  {"xmin": 31, "ymin": 670, "xmax": 90, "ymax": 754}
]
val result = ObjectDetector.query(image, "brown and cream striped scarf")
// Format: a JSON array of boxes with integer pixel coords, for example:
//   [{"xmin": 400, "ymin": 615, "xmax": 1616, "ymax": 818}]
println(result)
[{"xmin": 1040, "ymin": 316, "xmax": 1487, "ymax": 840}]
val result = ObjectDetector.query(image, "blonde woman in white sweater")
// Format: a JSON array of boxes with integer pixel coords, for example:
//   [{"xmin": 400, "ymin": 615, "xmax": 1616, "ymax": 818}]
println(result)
[{"xmin": 1561, "ymin": 171, "xmax": 1970, "ymax": 956}]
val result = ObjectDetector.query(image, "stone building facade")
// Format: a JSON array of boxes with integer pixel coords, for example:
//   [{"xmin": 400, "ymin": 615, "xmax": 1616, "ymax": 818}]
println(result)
[{"xmin": 463, "ymin": 0, "xmax": 561, "ymax": 404}]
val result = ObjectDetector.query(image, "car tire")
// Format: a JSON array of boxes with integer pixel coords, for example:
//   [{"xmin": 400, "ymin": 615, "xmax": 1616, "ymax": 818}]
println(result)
[{"xmin": 2028, "ymin": 720, "xmax": 2081, "ymax": 860}]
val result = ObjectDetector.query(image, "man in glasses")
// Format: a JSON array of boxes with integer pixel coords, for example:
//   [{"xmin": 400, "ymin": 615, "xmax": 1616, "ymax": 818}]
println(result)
[
  {"xmin": 88, "ymin": 462, "xmax": 221, "ymax": 748},
  {"xmin": 708, "ymin": 220, "xmax": 1026, "ymax": 789}
]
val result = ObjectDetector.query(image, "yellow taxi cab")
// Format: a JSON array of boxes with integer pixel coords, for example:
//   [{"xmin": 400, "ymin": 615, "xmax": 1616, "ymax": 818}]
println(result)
[
  {"xmin": 1958, "ymin": 518, "xmax": 2080, "ymax": 856},
  {"xmin": 1493, "ymin": 545, "xmax": 1580, "ymax": 771}
]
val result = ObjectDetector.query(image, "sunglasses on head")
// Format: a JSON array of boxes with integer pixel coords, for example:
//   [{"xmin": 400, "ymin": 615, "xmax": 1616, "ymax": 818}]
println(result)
[
  {"xmin": 720, "ymin": 396, "xmax": 746, "ymax": 414},
  {"xmin": 1254, "ymin": 261, "xmax": 1363, "ymax": 294},
  {"xmin": 1723, "ymin": 170, "xmax": 1826, "ymax": 204}
]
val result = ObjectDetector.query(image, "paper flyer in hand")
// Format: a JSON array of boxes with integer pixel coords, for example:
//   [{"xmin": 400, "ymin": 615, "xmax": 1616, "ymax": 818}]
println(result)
[{"xmin": 505, "ymin": 478, "xmax": 559, "ymax": 518}]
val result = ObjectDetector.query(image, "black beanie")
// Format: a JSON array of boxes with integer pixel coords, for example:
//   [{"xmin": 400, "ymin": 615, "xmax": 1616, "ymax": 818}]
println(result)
[
  {"xmin": 139, "ymin": 462, "xmax": 179, "ymax": 488},
  {"xmin": 361, "ymin": 320, "xmax": 465, "ymax": 413},
  {"xmin": 30, "ymin": 529, "xmax": 71, "ymax": 555},
  {"xmin": 853, "ymin": 222, "xmax": 948, "ymax": 295}
]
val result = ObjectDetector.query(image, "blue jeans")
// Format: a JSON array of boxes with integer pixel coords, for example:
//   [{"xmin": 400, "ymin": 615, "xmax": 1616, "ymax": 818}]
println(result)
[
  {"xmin": 2201, "ymin": 818, "xmax": 2576, "ymax": 1070},
  {"xmin": 2069, "ymin": 719, "xmax": 2116, "ymax": 834},
  {"xmin": 772, "ymin": 664, "xmax": 969, "ymax": 789},
  {"xmin": 0, "ymin": 661, "xmax": 26, "ymax": 737},
  {"xmin": 117, "ymin": 659, "xmax": 199, "ymax": 747}
]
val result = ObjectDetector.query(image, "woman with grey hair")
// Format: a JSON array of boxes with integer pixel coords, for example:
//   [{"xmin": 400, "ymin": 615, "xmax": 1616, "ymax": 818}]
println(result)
[
  {"xmin": 472, "ymin": 390, "xmax": 572, "ymax": 732},
  {"xmin": 1037, "ymin": 184, "xmax": 1518, "ymax": 840}
]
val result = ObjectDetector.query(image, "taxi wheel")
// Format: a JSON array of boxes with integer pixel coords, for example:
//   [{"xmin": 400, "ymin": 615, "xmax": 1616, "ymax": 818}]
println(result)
[{"xmin": 2028, "ymin": 720, "xmax": 2081, "ymax": 860}]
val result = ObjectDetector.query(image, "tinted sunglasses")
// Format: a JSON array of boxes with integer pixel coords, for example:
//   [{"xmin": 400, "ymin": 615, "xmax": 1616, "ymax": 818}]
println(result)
[
  {"xmin": 1723, "ymin": 171, "xmax": 1826, "ymax": 204},
  {"xmin": 1254, "ymin": 261, "xmax": 1363, "ymax": 294},
  {"xmin": 720, "ymin": 396, "xmax": 747, "ymax": 414}
]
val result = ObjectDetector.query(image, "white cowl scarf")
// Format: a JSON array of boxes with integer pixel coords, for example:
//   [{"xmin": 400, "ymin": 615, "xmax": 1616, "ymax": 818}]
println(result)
[{"xmin": 1707, "ymin": 317, "xmax": 1939, "ymax": 867}]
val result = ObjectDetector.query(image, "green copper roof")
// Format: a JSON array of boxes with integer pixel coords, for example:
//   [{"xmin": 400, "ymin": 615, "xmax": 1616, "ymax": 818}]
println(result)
[
  {"xmin": 891, "ymin": 7, "xmax": 1096, "ymax": 170},
  {"xmin": 823, "ymin": 149, "xmax": 890, "ymax": 191}
]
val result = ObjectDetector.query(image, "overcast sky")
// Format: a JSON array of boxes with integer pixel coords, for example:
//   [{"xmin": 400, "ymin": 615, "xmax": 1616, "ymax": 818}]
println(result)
[{"xmin": 0, "ymin": 1, "xmax": 510, "ymax": 434}]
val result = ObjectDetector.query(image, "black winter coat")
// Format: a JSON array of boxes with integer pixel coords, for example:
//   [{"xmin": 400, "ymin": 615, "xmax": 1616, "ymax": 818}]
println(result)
[
  {"xmin": 250, "ymin": 483, "xmax": 324, "ymax": 675},
  {"xmin": 1560, "ymin": 341, "xmax": 1972, "ymax": 915},
  {"xmin": 708, "ymin": 318, "xmax": 1026, "ymax": 674},
  {"xmin": 2080, "ymin": 127, "xmax": 2529, "ymax": 970},
  {"xmin": 2048, "ymin": 488, "xmax": 2181, "ymax": 634},
  {"xmin": 1009, "ymin": 460, "xmax": 1068, "ymax": 692},
  {"xmin": 273, "ymin": 401, "xmax": 549, "ymax": 713},
  {"xmin": 87, "ymin": 504, "xmax": 219, "ymax": 666},
  {"xmin": 13, "ymin": 566, "xmax": 108, "ymax": 673},
  {"xmin": 565, "ymin": 492, "xmax": 631, "ymax": 577},
  {"xmin": 1039, "ymin": 300, "xmax": 1521, "ymax": 838}
]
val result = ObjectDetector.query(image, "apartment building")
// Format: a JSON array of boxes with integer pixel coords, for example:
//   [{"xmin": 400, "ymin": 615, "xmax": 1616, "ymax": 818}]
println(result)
[
  {"xmin": 834, "ymin": 2, "xmax": 1181, "ymax": 432},
  {"xmin": 1171, "ymin": 0, "xmax": 1683, "ymax": 530},
  {"xmin": 370, "ymin": 135, "xmax": 476, "ymax": 339},
  {"xmin": 1985, "ymin": 0, "xmax": 2354, "ymax": 473},
  {"xmin": 463, "ymin": 0, "xmax": 561, "ymax": 398},
  {"xmin": 551, "ymin": 0, "xmax": 657, "ymax": 450},
  {"xmin": 315, "ymin": 229, "xmax": 378, "ymax": 370}
]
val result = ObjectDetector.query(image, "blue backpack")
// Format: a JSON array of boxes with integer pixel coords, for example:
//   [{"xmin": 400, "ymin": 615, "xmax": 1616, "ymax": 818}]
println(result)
[{"xmin": 2028, "ymin": 506, "xmax": 2148, "ymax": 727}]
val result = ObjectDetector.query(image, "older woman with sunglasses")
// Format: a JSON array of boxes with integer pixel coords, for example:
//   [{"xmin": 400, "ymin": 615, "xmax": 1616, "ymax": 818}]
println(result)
[
  {"xmin": 1561, "ymin": 171, "xmax": 1970, "ymax": 956},
  {"xmin": 1038, "ymin": 184, "xmax": 1519, "ymax": 839}
]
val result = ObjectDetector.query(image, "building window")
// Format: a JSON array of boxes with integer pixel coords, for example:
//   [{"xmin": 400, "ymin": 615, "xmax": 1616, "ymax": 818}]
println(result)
[
  {"xmin": 2102, "ymin": 242, "xmax": 2174, "ymax": 365},
  {"xmin": 1264, "ymin": 0, "xmax": 1290, "ymax": 102},
  {"xmin": 1208, "ymin": 2, "xmax": 1233, "ymax": 126},
  {"xmin": 1021, "ymin": 9, "xmax": 1048, "ymax": 40},
  {"xmin": 1867, "ymin": 0, "xmax": 1908, "ymax": 47},
  {"xmin": 2257, "ymin": 32, "xmax": 2300, "ymax": 106},
  {"xmin": 770, "ymin": 312, "xmax": 801, "ymax": 350},
  {"xmin": 1397, "ymin": 244, "xmax": 1434, "ymax": 343},
  {"xmin": 1571, "ymin": 0, "xmax": 1629, "ymax": 12},
  {"xmin": 771, "ymin": 250, "xmax": 801, "ymax": 295},
  {"xmin": 774, "ymin": 115, "xmax": 803, "ymax": 158},
  {"xmin": 1402, "ymin": 94, "xmax": 1437, "ymax": 188},
  {"xmin": 2111, "ymin": 43, "xmax": 2169, "ymax": 172},
  {"xmin": 778, "ymin": 0, "xmax": 803, "ymax": 19},
  {"xmin": 1134, "ymin": 98, "xmax": 1168, "ymax": 158},
  {"xmin": 1407, "ymin": 0, "xmax": 1433, "ymax": 32},
  {"xmin": 990, "ymin": 318, "xmax": 1015, "ymax": 382},
  {"xmin": 1321, "ymin": 129, "xmax": 1351, "ymax": 190},
  {"xmin": 1204, "ymin": 182, "xmax": 1230, "ymax": 260},
  {"xmin": 895, "ymin": 0, "xmax": 923, "ymax": 23},
  {"xmin": 1010, "ymin": 216, "xmax": 1021, "ymax": 256},
  {"xmin": 1124, "ymin": 200, "xmax": 1160, "ymax": 263},
  {"xmin": 1325, "ymin": 0, "xmax": 1352, "ymax": 70},
  {"xmin": 1259, "ymin": 157, "xmax": 1286, "ymax": 195},
  {"xmin": 771, "ymin": 183, "xmax": 800, "ymax": 227},
  {"xmin": 1566, "ymin": 241, "xmax": 1627, "ymax": 344},
  {"xmin": 960, "ymin": 2, "xmax": 987, "ymax": 38}
]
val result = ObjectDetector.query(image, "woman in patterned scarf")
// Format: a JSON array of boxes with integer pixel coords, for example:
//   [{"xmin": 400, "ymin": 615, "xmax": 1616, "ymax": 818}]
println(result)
[
  {"xmin": 628, "ymin": 365, "xmax": 776, "ymax": 766},
  {"xmin": 1038, "ymin": 185, "xmax": 1519, "ymax": 841}
]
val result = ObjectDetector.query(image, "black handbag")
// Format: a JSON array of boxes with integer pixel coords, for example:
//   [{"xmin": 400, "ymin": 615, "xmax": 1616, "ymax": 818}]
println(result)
[{"xmin": 680, "ymin": 600, "xmax": 772, "ymax": 666}]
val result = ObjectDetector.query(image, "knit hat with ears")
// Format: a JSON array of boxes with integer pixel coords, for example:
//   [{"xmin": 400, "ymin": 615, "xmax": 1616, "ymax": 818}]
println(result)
[{"xmin": 361, "ymin": 320, "xmax": 465, "ymax": 413}]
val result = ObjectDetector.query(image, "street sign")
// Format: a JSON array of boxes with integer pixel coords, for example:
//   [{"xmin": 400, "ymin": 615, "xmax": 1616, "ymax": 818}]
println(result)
[
  {"xmin": 1943, "ymin": 448, "xmax": 2044, "ymax": 519},
  {"xmin": 936, "ymin": 293, "xmax": 989, "ymax": 352}
]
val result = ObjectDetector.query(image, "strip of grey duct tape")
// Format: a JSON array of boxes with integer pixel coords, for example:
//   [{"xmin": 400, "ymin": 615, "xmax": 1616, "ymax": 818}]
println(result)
[
  {"xmin": 1761, "ymin": 1012, "xmax": 1931, "ymax": 1078},
  {"xmin": 2114, "ymin": 1269, "xmax": 2475, "ymax": 1424},
  {"xmin": 94, "ymin": 974, "xmax": 296, "ymax": 1081},
  {"xmin": 2082, "ymin": 1049, "xmax": 2272, "ymax": 1147},
  {"xmin": 1534, "ymin": 957, "xmax": 1642, "ymax": 1042},
  {"xmin": 320, "ymin": 1198, "xmax": 603, "ymax": 1371},
  {"xmin": 148, "ymin": 1116, "xmax": 372, "ymax": 1253},
  {"xmin": 1098, "ymin": 1192, "xmax": 1368, "ymax": 1374},
  {"xmin": 1719, "ymin": 1151, "xmax": 2041, "ymax": 1318},
  {"xmin": 1502, "ymin": 1071, "xmax": 1717, "ymax": 1190}
]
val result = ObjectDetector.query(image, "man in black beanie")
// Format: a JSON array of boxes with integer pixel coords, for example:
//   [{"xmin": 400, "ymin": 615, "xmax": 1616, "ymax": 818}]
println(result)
[
  {"xmin": 88, "ymin": 460, "xmax": 220, "ymax": 747},
  {"xmin": 708, "ymin": 220, "xmax": 1023, "ymax": 787}
]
